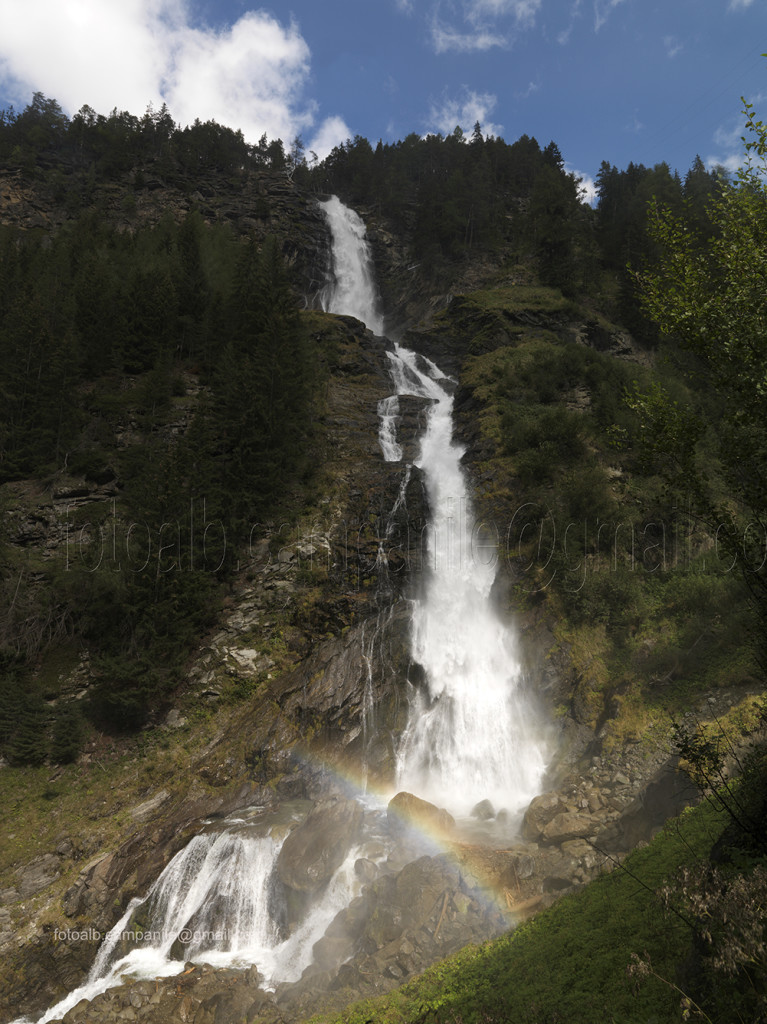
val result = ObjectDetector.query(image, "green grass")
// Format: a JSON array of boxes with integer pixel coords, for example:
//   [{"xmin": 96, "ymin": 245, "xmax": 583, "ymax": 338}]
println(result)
[
  {"xmin": 310, "ymin": 799, "xmax": 729, "ymax": 1024},
  {"xmin": 456, "ymin": 284, "xmax": 577, "ymax": 317},
  {"xmin": 0, "ymin": 710, "xmax": 226, "ymax": 888}
]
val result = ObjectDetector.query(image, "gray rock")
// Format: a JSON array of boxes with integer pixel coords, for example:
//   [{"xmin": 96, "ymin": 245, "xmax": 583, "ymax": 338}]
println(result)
[
  {"xmin": 16, "ymin": 854, "xmax": 60, "ymax": 898},
  {"xmin": 540, "ymin": 812, "xmax": 595, "ymax": 845},
  {"xmin": 587, "ymin": 790, "xmax": 604, "ymax": 814},
  {"xmin": 276, "ymin": 796, "xmax": 363, "ymax": 894},
  {"xmin": 471, "ymin": 798, "xmax": 495, "ymax": 820},
  {"xmin": 162, "ymin": 709, "xmax": 187, "ymax": 730},
  {"xmin": 312, "ymin": 933, "xmax": 354, "ymax": 970},
  {"xmin": 354, "ymin": 857, "xmax": 378, "ymax": 884},
  {"xmin": 0, "ymin": 907, "xmax": 13, "ymax": 945},
  {"xmin": 597, "ymin": 760, "xmax": 700, "ymax": 853},
  {"xmin": 520, "ymin": 792, "xmax": 567, "ymax": 842},
  {"xmin": 129, "ymin": 790, "xmax": 170, "ymax": 823}
]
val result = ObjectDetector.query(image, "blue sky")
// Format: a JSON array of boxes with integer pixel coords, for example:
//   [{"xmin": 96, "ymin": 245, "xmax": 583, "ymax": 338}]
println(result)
[{"xmin": 0, "ymin": 0, "xmax": 764, "ymax": 198}]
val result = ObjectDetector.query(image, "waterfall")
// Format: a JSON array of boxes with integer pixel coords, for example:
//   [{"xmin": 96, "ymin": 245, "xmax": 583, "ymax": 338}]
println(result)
[
  {"xmin": 388, "ymin": 347, "xmax": 547, "ymax": 815},
  {"xmin": 22, "ymin": 196, "xmax": 548, "ymax": 1024},
  {"xmin": 318, "ymin": 195, "xmax": 548, "ymax": 817},
  {"xmin": 31, "ymin": 827, "xmax": 365, "ymax": 1024},
  {"xmin": 377, "ymin": 395, "xmax": 403, "ymax": 462},
  {"xmin": 319, "ymin": 195, "xmax": 384, "ymax": 336}
]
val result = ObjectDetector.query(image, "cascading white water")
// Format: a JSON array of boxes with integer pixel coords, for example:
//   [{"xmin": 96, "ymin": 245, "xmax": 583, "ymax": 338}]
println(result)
[
  {"xmin": 90, "ymin": 832, "xmax": 282, "ymax": 981},
  {"xmin": 377, "ymin": 395, "xmax": 403, "ymax": 462},
  {"xmin": 388, "ymin": 347, "xmax": 548, "ymax": 816},
  {"xmin": 317, "ymin": 195, "xmax": 548, "ymax": 818},
  {"xmin": 319, "ymin": 195, "xmax": 384, "ymax": 336},
  {"xmin": 30, "ymin": 827, "xmax": 366, "ymax": 1024}
]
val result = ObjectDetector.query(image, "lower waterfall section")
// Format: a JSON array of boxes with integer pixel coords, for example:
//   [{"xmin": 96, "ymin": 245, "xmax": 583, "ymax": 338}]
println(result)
[
  {"xmin": 89, "ymin": 832, "xmax": 283, "ymax": 981},
  {"xmin": 33, "ymin": 807, "xmax": 372, "ymax": 1024}
]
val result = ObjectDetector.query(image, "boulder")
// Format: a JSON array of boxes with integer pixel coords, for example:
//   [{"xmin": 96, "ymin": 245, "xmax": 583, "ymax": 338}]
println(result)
[
  {"xmin": 540, "ymin": 812, "xmax": 595, "ymax": 845},
  {"xmin": 276, "ymin": 796, "xmax": 363, "ymax": 894},
  {"xmin": 520, "ymin": 792, "xmax": 567, "ymax": 842},
  {"xmin": 471, "ymin": 799, "xmax": 495, "ymax": 820},
  {"xmin": 387, "ymin": 792, "xmax": 455, "ymax": 837}
]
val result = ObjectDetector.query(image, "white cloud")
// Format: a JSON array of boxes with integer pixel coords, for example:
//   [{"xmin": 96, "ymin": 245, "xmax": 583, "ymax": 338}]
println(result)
[
  {"xmin": 713, "ymin": 117, "xmax": 744, "ymax": 153},
  {"xmin": 557, "ymin": 0, "xmax": 582, "ymax": 44},
  {"xmin": 663, "ymin": 35, "xmax": 683, "ymax": 58},
  {"xmin": 465, "ymin": 0, "xmax": 541, "ymax": 27},
  {"xmin": 728, "ymin": 0, "xmax": 754, "ymax": 8},
  {"xmin": 0, "ymin": 0, "xmax": 342, "ymax": 146},
  {"xmin": 514, "ymin": 80, "xmax": 539, "ymax": 99},
  {"xmin": 431, "ymin": 18, "xmax": 507, "ymax": 53},
  {"xmin": 308, "ymin": 115, "xmax": 352, "ymax": 161},
  {"xmin": 566, "ymin": 164, "xmax": 597, "ymax": 205},
  {"xmin": 708, "ymin": 113, "xmax": 747, "ymax": 171},
  {"xmin": 427, "ymin": 88, "xmax": 503, "ymax": 137},
  {"xmin": 594, "ymin": 0, "xmax": 627, "ymax": 31},
  {"xmin": 704, "ymin": 151, "xmax": 742, "ymax": 174},
  {"xmin": 166, "ymin": 13, "xmax": 315, "ymax": 143},
  {"xmin": 0, "ymin": 0, "xmax": 171, "ymax": 114},
  {"xmin": 707, "ymin": 97, "xmax": 767, "ymax": 172},
  {"xmin": 429, "ymin": 0, "xmax": 542, "ymax": 53}
]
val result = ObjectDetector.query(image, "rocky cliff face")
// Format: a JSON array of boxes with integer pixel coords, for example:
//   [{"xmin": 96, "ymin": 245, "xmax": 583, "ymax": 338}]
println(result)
[{"xmin": 0, "ymin": 166, "xmax": 331, "ymax": 300}]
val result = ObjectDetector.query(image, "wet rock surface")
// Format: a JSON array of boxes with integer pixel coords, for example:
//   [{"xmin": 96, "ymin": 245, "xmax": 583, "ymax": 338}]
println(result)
[
  {"xmin": 29, "ymin": 744, "xmax": 705, "ymax": 1024},
  {"xmin": 43, "ymin": 838, "xmax": 509, "ymax": 1024},
  {"xmin": 276, "ymin": 796, "xmax": 363, "ymax": 894},
  {"xmin": 22, "ymin": 738, "xmax": 705, "ymax": 1024},
  {"xmin": 387, "ymin": 791, "xmax": 456, "ymax": 838},
  {"xmin": 53, "ymin": 964, "xmax": 270, "ymax": 1024}
]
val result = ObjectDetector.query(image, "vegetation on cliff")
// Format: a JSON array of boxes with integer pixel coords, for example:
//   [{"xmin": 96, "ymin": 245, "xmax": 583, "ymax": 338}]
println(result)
[{"xmin": 0, "ymin": 194, "xmax": 320, "ymax": 743}]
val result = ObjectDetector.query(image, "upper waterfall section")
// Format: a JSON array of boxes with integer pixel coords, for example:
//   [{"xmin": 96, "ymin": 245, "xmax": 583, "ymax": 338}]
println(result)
[{"xmin": 319, "ymin": 196, "xmax": 384, "ymax": 337}]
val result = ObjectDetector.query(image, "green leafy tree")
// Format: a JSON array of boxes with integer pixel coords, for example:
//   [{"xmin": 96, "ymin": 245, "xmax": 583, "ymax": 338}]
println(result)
[{"xmin": 632, "ymin": 100, "xmax": 767, "ymax": 661}]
